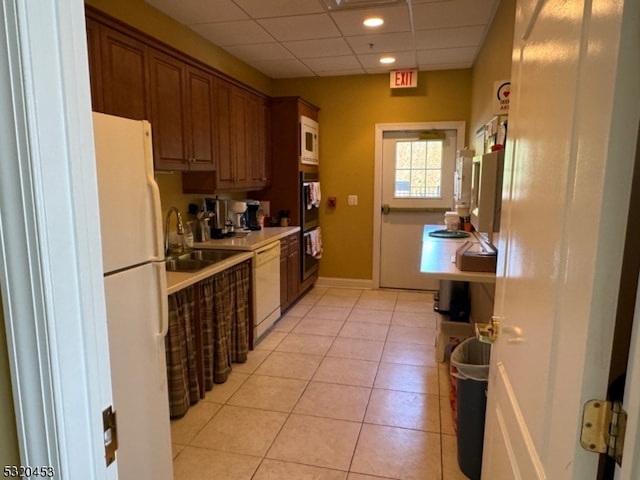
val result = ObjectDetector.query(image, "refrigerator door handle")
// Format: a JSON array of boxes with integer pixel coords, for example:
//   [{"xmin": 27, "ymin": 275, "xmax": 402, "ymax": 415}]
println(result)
[
  {"xmin": 154, "ymin": 262, "xmax": 169, "ymax": 386},
  {"xmin": 143, "ymin": 122, "xmax": 165, "ymax": 262}
]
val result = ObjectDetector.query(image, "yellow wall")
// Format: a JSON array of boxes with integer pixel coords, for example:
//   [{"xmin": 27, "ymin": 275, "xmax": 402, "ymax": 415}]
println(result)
[
  {"xmin": 0, "ymin": 295, "xmax": 20, "ymax": 467},
  {"xmin": 470, "ymin": 0, "xmax": 516, "ymax": 139},
  {"xmin": 85, "ymin": 0, "xmax": 272, "ymax": 95},
  {"xmin": 272, "ymin": 71, "xmax": 472, "ymax": 279}
]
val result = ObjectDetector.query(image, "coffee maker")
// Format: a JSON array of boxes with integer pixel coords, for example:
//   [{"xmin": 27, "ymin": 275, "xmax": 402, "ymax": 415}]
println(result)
[
  {"xmin": 204, "ymin": 197, "xmax": 232, "ymax": 238},
  {"xmin": 228, "ymin": 200, "xmax": 248, "ymax": 229},
  {"xmin": 244, "ymin": 200, "xmax": 261, "ymax": 230}
]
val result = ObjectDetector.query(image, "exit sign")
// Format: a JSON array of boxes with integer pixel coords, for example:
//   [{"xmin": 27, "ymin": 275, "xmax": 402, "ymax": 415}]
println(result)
[{"xmin": 390, "ymin": 69, "xmax": 418, "ymax": 89}]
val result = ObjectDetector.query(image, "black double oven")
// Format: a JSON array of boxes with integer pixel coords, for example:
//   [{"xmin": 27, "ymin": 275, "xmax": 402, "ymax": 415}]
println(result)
[{"xmin": 300, "ymin": 172, "xmax": 320, "ymax": 281}]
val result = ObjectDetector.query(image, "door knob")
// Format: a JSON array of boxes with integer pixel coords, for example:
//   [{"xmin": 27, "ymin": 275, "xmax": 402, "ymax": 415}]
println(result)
[
  {"xmin": 475, "ymin": 316, "xmax": 524, "ymax": 344},
  {"xmin": 476, "ymin": 316, "xmax": 500, "ymax": 343},
  {"xmin": 381, "ymin": 204, "xmax": 390, "ymax": 214}
]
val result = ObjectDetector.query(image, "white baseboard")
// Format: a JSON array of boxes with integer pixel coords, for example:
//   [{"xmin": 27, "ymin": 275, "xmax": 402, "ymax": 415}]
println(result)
[{"xmin": 315, "ymin": 276, "xmax": 375, "ymax": 290}]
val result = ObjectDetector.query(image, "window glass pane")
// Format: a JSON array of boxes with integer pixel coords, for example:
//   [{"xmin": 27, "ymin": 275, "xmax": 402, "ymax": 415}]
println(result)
[
  {"xmin": 412, "ymin": 142, "xmax": 426, "ymax": 169},
  {"xmin": 394, "ymin": 139, "xmax": 443, "ymax": 198},
  {"xmin": 426, "ymin": 142, "xmax": 442, "ymax": 169},
  {"xmin": 396, "ymin": 142, "xmax": 411, "ymax": 169}
]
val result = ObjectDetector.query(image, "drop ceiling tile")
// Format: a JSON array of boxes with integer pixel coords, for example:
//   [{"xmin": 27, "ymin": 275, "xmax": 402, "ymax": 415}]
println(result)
[
  {"xmin": 258, "ymin": 14, "xmax": 341, "ymax": 42},
  {"xmin": 357, "ymin": 50, "xmax": 416, "ymax": 69},
  {"xmin": 224, "ymin": 43, "xmax": 295, "ymax": 62},
  {"xmin": 251, "ymin": 58, "xmax": 315, "ymax": 78},
  {"xmin": 345, "ymin": 31, "xmax": 413, "ymax": 54},
  {"xmin": 233, "ymin": 0, "xmax": 325, "ymax": 18},
  {"xmin": 190, "ymin": 20, "xmax": 274, "ymax": 46},
  {"xmin": 419, "ymin": 62, "xmax": 473, "ymax": 71},
  {"xmin": 145, "ymin": 0, "xmax": 248, "ymax": 25},
  {"xmin": 282, "ymin": 37, "xmax": 353, "ymax": 58},
  {"xmin": 414, "ymin": 25, "xmax": 486, "ymax": 50},
  {"xmin": 330, "ymin": 5, "xmax": 411, "ymax": 36},
  {"xmin": 302, "ymin": 55, "xmax": 362, "ymax": 73},
  {"xmin": 322, "ymin": 0, "xmax": 405, "ymax": 8},
  {"xmin": 144, "ymin": 0, "xmax": 501, "ymax": 79},
  {"xmin": 417, "ymin": 46, "xmax": 478, "ymax": 65},
  {"xmin": 412, "ymin": 0, "xmax": 496, "ymax": 30},
  {"xmin": 315, "ymin": 68, "xmax": 366, "ymax": 77}
]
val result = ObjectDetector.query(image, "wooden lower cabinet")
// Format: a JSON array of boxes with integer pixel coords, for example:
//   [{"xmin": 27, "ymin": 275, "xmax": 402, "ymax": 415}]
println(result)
[{"xmin": 280, "ymin": 233, "xmax": 303, "ymax": 312}]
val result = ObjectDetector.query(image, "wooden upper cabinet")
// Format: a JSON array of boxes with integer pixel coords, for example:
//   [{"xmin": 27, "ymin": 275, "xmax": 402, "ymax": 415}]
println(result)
[
  {"xmin": 148, "ymin": 49, "xmax": 187, "ymax": 170},
  {"xmin": 85, "ymin": 18, "xmax": 103, "ymax": 112},
  {"xmin": 251, "ymin": 95, "xmax": 271, "ymax": 187},
  {"xmin": 86, "ymin": 9, "xmax": 270, "ymax": 181},
  {"xmin": 213, "ymin": 78, "xmax": 235, "ymax": 188},
  {"xmin": 99, "ymin": 25, "xmax": 149, "ymax": 121},
  {"xmin": 186, "ymin": 66, "xmax": 215, "ymax": 171},
  {"xmin": 148, "ymin": 50, "xmax": 215, "ymax": 171},
  {"xmin": 210, "ymin": 79, "xmax": 267, "ymax": 190},
  {"xmin": 231, "ymin": 87, "xmax": 250, "ymax": 187}
]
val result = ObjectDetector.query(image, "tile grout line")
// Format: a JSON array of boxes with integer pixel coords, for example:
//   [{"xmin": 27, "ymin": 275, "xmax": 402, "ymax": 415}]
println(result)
[{"xmin": 173, "ymin": 288, "xmax": 457, "ymax": 479}]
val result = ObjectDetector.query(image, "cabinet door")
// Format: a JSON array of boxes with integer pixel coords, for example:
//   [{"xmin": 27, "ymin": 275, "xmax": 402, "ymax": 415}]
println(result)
[
  {"xmin": 85, "ymin": 18, "xmax": 103, "ymax": 112},
  {"xmin": 280, "ymin": 238, "xmax": 290, "ymax": 308},
  {"xmin": 213, "ymin": 78, "xmax": 235, "ymax": 188},
  {"xmin": 186, "ymin": 66, "xmax": 215, "ymax": 171},
  {"xmin": 247, "ymin": 93, "xmax": 271, "ymax": 188},
  {"xmin": 231, "ymin": 87, "xmax": 249, "ymax": 187},
  {"xmin": 288, "ymin": 234, "xmax": 301, "ymax": 302},
  {"xmin": 100, "ymin": 26, "xmax": 148, "ymax": 120},
  {"xmin": 148, "ymin": 49, "xmax": 187, "ymax": 171}
]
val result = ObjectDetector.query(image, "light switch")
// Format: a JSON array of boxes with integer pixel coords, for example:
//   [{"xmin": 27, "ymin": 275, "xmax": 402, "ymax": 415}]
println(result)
[{"xmin": 348, "ymin": 195, "xmax": 358, "ymax": 206}]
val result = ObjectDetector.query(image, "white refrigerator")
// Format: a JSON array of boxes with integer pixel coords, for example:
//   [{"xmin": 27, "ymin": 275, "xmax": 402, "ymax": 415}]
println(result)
[{"xmin": 93, "ymin": 112, "xmax": 173, "ymax": 480}]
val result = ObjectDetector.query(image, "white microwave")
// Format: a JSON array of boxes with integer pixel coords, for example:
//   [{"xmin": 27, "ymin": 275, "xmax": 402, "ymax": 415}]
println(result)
[{"xmin": 300, "ymin": 115, "xmax": 319, "ymax": 165}]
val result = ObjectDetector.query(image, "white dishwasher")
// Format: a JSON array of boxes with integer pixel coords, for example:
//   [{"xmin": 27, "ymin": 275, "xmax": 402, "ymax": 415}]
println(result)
[{"xmin": 253, "ymin": 241, "xmax": 281, "ymax": 341}]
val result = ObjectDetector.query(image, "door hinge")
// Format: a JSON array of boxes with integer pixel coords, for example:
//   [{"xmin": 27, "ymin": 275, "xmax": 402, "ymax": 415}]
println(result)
[
  {"xmin": 580, "ymin": 399, "xmax": 627, "ymax": 466},
  {"xmin": 103, "ymin": 406, "xmax": 118, "ymax": 467}
]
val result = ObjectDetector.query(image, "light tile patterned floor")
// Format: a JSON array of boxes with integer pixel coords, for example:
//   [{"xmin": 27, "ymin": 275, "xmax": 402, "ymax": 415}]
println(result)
[{"xmin": 171, "ymin": 287, "xmax": 470, "ymax": 480}]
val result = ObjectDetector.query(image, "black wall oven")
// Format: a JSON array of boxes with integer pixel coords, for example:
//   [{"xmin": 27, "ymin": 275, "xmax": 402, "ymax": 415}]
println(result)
[{"xmin": 301, "ymin": 172, "xmax": 320, "ymax": 280}]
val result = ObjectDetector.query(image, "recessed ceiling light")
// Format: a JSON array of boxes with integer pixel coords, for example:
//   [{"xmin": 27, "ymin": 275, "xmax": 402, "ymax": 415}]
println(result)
[
  {"xmin": 363, "ymin": 17, "xmax": 384, "ymax": 27},
  {"xmin": 379, "ymin": 56, "xmax": 396, "ymax": 64}
]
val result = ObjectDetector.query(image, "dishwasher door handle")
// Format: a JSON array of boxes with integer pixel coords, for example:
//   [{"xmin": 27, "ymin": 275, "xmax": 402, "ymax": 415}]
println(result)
[{"xmin": 255, "ymin": 242, "xmax": 281, "ymax": 266}]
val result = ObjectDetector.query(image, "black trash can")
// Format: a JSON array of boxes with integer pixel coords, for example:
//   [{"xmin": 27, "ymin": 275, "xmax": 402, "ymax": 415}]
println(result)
[{"xmin": 450, "ymin": 337, "xmax": 491, "ymax": 480}]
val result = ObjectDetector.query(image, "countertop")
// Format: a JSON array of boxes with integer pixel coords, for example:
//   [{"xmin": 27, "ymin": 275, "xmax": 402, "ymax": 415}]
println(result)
[
  {"xmin": 166, "ymin": 251, "xmax": 254, "ymax": 295},
  {"xmin": 166, "ymin": 227, "xmax": 300, "ymax": 295},
  {"xmin": 420, "ymin": 224, "xmax": 496, "ymax": 284},
  {"xmin": 194, "ymin": 226, "xmax": 300, "ymax": 251}
]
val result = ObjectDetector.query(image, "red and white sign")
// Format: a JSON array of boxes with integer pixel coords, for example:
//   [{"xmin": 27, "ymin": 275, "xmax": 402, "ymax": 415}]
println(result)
[
  {"xmin": 493, "ymin": 79, "xmax": 510, "ymax": 114},
  {"xmin": 390, "ymin": 69, "xmax": 418, "ymax": 88}
]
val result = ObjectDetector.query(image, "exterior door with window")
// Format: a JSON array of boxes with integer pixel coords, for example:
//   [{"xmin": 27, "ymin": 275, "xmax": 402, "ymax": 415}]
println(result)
[{"xmin": 379, "ymin": 127, "xmax": 461, "ymax": 290}]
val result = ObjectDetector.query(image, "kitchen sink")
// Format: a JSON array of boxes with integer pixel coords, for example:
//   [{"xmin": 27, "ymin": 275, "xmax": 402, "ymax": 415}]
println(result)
[
  {"xmin": 178, "ymin": 249, "xmax": 240, "ymax": 263},
  {"xmin": 165, "ymin": 249, "xmax": 241, "ymax": 272}
]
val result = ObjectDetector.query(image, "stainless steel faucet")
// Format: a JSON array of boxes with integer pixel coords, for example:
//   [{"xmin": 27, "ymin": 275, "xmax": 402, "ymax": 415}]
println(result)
[{"xmin": 164, "ymin": 207, "xmax": 184, "ymax": 256}]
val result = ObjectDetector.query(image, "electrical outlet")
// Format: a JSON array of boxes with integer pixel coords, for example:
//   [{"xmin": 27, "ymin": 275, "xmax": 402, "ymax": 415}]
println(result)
[
  {"xmin": 348, "ymin": 195, "xmax": 358, "ymax": 206},
  {"xmin": 328, "ymin": 196, "xmax": 337, "ymax": 208}
]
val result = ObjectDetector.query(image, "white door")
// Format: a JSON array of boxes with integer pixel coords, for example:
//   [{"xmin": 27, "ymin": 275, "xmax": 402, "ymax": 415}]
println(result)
[
  {"xmin": 93, "ymin": 112, "xmax": 164, "ymax": 273},
  {"xmin": 376, "ymin": 123, "xmax": 465, "ymax": 290},
  {"xmin": 481, "ymin": 0, "xmax": 639, "ymax": 478},
  {"xmin": 104, "ymin": 263, "xmax": 173, "ymax": 480},
  {"xmin": 0, "ymin": 0, "xmax": 117, "ymax": 477}
]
